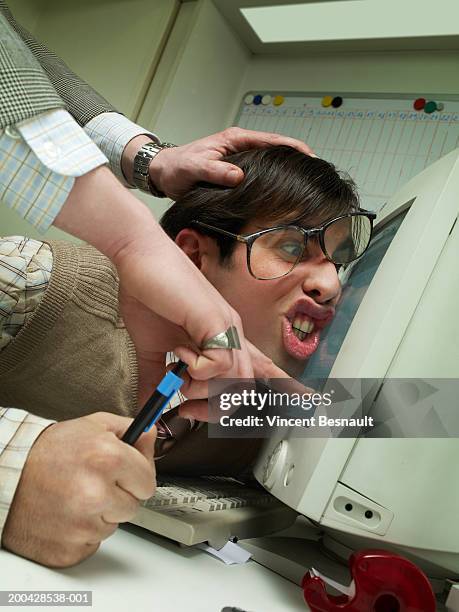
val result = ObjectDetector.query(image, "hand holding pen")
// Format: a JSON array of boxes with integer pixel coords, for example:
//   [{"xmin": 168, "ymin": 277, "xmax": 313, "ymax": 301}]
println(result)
[{"xmin": 122, "ymin": 326, "xmax": 241, "ymax": 446}]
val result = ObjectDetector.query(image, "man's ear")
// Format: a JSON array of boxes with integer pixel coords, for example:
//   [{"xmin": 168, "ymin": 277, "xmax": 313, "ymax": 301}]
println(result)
[{"xmin": 175, "ymin": 228, "xmax": 210, "ymax": 270}]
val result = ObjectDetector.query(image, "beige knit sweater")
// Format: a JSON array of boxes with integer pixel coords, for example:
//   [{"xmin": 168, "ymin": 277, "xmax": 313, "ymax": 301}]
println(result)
[
  {"xmin": 0, "ymin": 240, "xmax": 138, "ymax": 422},
  {"xmin": 0, "ymin": 240, "xmax": 261, "ymax": 476}
]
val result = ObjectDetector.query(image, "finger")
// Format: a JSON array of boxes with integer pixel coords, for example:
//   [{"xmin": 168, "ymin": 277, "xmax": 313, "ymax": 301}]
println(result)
[
  {"xmin": 166, "ymin": 367, "xmax": 209, "ymax": 400},
  {"xmin": 174, "ymin": 344, "xmax": 234, "ymax": 381},
  {"xmin": 87, "ymin": 411, "xmax": 136, "ymax": 437},
  {"xmin": 102, "ymin": 487, "xmax": 141, "ymax": 524},
  {"xmin": 133, "ymin": 426, "xmax": 157, "ymax": 463},
  {"xmin": 80, "ymin": 542, "xmax": 101, "ymax": 561},
  {"xmin": 179, "ymin": 399, "xmax": 215, "ymax": 422},
  {"xmin": 247, "ymin": 341, "xmax": 291, "ymax": 380},
  {"xmin": 246, "ymin": 340, "xmax": 315, "ymax": 395},
  {"xmin": 188, "ymin": 159, "xmax": 244, "ymax": 187},
  {"xmin": 180, "ymin": 378, "xmax": 208, "ymax": 400},
  {"xmin": 85, "ymin": 519, "xmax": 118, "ymax": 544},
  {"xmin": 68, "ymin": 515, "xmax": 116, "ymax": 547},
  {"xmin": 78, "ymin": 517, "xmax": 118, "ymax": 544},
  {"xmin": 88, "ymin": 412, "xmax": 157, "ymax": 462},
  {"xmin": 223, "ymin": 127, "xmax": 315, "ymax": 156},
  {"xmin": 115, "ymin": 448, "xmax": 156, "ymax": 501}
]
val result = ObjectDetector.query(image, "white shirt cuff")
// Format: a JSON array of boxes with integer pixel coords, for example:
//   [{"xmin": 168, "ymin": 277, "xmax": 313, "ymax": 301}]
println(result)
[
  {"xmin": 85, "ymin": 112, "xmax": 159, "ymax": 187},
  {"xmin": 16, "ymin": 109, "xmax": 108, "ymax": 177}
]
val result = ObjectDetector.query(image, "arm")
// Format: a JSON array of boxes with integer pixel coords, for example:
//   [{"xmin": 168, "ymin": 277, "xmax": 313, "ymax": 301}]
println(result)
[
  {"xmin": 1, "ymin": 2, "xmax": 157, "ymax": 184},
  {"xmin": 2, "ymin": 2, "xmax": 314, "ymax": 193},
  {"xmin": 0, "ymin": 236, "xmax": 160, "ymax": 416},
  {"xmin": 0, "ymin": 238, "xmax": 158, "ymax": 567}
]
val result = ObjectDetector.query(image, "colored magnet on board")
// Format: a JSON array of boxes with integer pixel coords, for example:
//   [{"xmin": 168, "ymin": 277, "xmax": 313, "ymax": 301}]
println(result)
[
  {"xmin": 413, "ymin": 97, "xmax": 426, "ymax": 110},
  {"xmin": 321, "ymin": 95, "xmax": 333, "ymax": 107},
  {"xmin": 331, "ymin": 96, "xmax": 343, "ymax": 108},
  {"xmin": 261, "ymin": 94, "xmax": 272, "ymax": 105},
  {"xmin": 437, "ymin": 102, "xmax": 445, "ymax": 111},
  {"xmin": 244, "ymin": 94, "xmax": 254, "ymax": 105},
  {"xmin": 253, "ymin": 94, "xmax": 262, "ymax": 105},
  {"xmin": 424, "ymin": 100, "xmax": 437, "ymax": 114},
  {"xmin": 273, "ymin": 95, "xmax": 284, "ymax": 106}
]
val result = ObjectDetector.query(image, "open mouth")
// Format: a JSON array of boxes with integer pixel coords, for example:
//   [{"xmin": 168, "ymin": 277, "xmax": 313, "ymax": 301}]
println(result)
[
  {"xmin": 291, "ymin": 314, "xmax": 314, "ymax": 341},
  {"xmin": 282, "ymin": 301, "xmax": 335, "ymax": 361},
  {"xmin": 282, "ymin": 314, "xmax": 321, "ymax": 360}
]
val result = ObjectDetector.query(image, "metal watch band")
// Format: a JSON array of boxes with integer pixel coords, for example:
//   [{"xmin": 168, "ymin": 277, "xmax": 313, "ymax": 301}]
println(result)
[{"xmin": 133, "ymin": 141, "xmax": 177, "ymax": 197}]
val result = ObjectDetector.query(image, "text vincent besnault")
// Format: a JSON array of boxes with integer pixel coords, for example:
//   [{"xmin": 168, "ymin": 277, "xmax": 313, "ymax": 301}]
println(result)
[{"xmin": 218, "ymin": 390, "xmax": 375, "ymax": 428}]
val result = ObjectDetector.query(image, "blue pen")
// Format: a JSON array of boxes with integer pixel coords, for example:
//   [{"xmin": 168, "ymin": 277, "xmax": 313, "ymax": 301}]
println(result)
[{"xmin": 122, "ymin": 360, "xmax": 188, "ymax": 445}]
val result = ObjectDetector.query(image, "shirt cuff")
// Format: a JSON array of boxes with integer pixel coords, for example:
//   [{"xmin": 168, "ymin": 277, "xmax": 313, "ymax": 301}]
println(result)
[
  {"xmin": 16, "ymin": 109, "xmax": 108, "ymax": 177},
  {"xmin": 0, "ymin": 408, "xmax": 55, "ymax": 545},
  {"xmin": 85, "ymin": 112, "xmax": 159, "ymax": 187},
  {"xmin": 0, "ymin": 131, "xmax": 73, "ymax": 232}
]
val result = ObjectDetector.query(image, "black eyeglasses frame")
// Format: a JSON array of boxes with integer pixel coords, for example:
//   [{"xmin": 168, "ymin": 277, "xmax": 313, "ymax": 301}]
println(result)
[{"xmin": 192, "ymin": 209, "xmax": 376, "ymax": 280}]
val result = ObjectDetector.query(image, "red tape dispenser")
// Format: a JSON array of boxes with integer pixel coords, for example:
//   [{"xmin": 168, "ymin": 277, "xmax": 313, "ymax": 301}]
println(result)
[{"xmin": 302, "ymin": 549, "xmax": 436, "ymax": 612}]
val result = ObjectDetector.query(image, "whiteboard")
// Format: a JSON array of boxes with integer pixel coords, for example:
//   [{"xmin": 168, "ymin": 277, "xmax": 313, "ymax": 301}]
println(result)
[{"xmin": 235, "ymin": 92, "xmax": 459, "ymax": 212}]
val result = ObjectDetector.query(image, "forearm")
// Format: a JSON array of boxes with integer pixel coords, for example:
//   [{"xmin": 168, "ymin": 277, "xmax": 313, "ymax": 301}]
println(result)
[{"xmin": 53, "ymin": 165, "xmax": 168, "ymax": 260}]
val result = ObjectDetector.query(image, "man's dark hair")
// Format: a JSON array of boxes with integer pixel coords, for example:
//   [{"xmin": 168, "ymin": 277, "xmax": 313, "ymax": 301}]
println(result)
[{"xmin": 160, "ymin": 146, "xmax": 359, "ymax": 263}]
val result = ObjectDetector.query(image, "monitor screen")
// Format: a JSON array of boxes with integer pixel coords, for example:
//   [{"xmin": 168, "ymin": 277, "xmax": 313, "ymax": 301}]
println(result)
[{"xmin": 300, "ymin": 207, "xmax": 410, "ymax": 381}]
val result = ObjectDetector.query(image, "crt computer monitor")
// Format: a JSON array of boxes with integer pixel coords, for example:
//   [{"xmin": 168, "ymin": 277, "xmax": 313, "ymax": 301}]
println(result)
[{"xmin": 253, "ymin": 148, "xmax": 459, "ymax": 580}]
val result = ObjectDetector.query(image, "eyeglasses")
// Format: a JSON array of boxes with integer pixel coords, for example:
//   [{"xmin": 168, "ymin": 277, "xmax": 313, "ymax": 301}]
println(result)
[{"xmin": 192, "ymin": 210, "xmax": 376, "ymax": 280}]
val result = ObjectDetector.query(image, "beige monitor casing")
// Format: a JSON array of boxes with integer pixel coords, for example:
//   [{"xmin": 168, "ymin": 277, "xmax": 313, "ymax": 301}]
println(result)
[{"xmin": 254, "ymin": 148, "xmax": 459, "ymax": 578}]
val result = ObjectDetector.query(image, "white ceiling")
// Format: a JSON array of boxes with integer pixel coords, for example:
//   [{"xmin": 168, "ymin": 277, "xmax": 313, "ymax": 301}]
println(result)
[{"xmin": 213, "ymin": 0, "xmax": 459, "ymax": 54}]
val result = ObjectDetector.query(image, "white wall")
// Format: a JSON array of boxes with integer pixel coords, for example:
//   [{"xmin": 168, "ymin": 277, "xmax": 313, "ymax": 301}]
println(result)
[
  {"xmin": 3, "ymin": 0, "xmax": 459, "ymax": 237},
  {"xmin": 2, "ymin": 0, "xmax": 179, "ymax": 239},
  {"xmin": 5, "ymin": 0, "xmax": 43, "ymax": 31},
  {"xmin": 142, "ymin": 0, "xmax": 250, "ymax": 142},
  {"xmin": 236, "ymin": 50, "xmax": 459, "ymax": 102},
  {"xmin": 137, "ymin": 0, "xmax": 251, "ymax": 220},
  {"xmin": 32, "ymin": 0, "xmax": 179, "ymax": 119}
]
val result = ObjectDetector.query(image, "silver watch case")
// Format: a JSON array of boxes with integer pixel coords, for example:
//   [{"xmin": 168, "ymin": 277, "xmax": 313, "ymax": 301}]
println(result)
[{"xmin": 133, "ymin": 141, "xmax": 176, "ymax": 197}]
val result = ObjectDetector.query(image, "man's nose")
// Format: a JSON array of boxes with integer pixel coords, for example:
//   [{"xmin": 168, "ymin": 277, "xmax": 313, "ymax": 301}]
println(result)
[{"xmin": 300, "ymin": 258, "xmax": 341, "ymax": 305}]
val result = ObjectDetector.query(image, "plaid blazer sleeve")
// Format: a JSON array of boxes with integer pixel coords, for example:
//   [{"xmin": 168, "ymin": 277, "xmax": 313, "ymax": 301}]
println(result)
[{"xmin": 0, "ymin": 1, "xmax": 117, "ymax": 127}]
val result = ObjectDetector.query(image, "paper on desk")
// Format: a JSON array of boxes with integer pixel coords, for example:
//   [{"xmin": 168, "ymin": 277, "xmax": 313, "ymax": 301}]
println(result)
[{"xmin": 196, "ymin": 541, "xmax": 252, "ymax": 565}]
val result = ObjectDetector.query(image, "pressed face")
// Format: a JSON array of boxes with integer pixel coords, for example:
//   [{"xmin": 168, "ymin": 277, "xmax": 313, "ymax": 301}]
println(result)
[{"xmin": 197, "ymin": 220, "xmax": 342, "ymax": 378}]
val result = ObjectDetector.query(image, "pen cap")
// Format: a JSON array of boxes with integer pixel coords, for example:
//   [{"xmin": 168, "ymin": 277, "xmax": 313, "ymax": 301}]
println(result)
[{"xmin": 157, "ymin": 370, "xmax": 185, "ymax": 398}]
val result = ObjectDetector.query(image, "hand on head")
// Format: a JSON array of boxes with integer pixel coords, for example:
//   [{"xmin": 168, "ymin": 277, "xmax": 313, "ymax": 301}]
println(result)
[{"xmin": 149, "ymin": 127, "xmax": 315, "ymax": 200}]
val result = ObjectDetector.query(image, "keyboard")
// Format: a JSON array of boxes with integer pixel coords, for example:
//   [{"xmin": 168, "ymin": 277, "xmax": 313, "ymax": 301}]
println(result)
[{"xmin": 129, "ymin": 476, "xmax": 298, "ymax": 549}]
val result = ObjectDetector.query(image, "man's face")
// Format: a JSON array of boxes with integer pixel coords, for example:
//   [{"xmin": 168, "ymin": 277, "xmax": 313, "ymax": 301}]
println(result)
[{"xmin": 192, "ymin": 220, "xmax": 342, "ymax": 378}]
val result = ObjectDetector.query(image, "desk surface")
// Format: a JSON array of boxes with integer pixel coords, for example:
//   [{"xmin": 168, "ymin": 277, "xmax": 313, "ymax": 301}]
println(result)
[{"xmin": 1, "ymin": 524, "xmax": 308, "ymax": 612}]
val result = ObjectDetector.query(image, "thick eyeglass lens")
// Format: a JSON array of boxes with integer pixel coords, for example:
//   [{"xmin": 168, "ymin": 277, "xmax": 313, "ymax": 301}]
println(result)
[
  {"xmin": 250, "ymin": 227, "xmax": 304, "ymax": 279},
  {"xmin": 323, "ymin": 215, "xmax": 372, "ymax": 264}
]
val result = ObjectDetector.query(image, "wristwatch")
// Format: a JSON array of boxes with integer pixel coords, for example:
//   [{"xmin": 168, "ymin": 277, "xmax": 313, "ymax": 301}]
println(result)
[{"xmin": 133, "ymin": 141, "xmax": 177, "ymax": 197}]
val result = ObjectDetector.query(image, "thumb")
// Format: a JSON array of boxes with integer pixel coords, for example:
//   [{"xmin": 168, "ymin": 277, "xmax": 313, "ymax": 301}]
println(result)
[
  {"xmin": 86, "ymin": 412, "xmax": 157, "ymax": 459},
  {"xmin": 196, "ymin": 160, "xmax": 244, "ymax": 187},
  {"xmin": 86, "ymin": 411, "xmax": 136, "ymax": 437},
  {"xmin": 134, "ymin": 426, "xmax": 157, "ymax": 461}
]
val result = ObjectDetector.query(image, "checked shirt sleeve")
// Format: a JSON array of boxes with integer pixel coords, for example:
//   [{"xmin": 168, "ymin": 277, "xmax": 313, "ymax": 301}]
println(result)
[
  {"xmin": 0, "ymin": 407, "xmax": 55, "ymax": 546},
  {"xmin": 1, "ymin": 109, "xmax": 107, "ymax": 232},
  {"xmin": 85, "ymin": 112, "xmax": 158, "ymax": 187}
]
